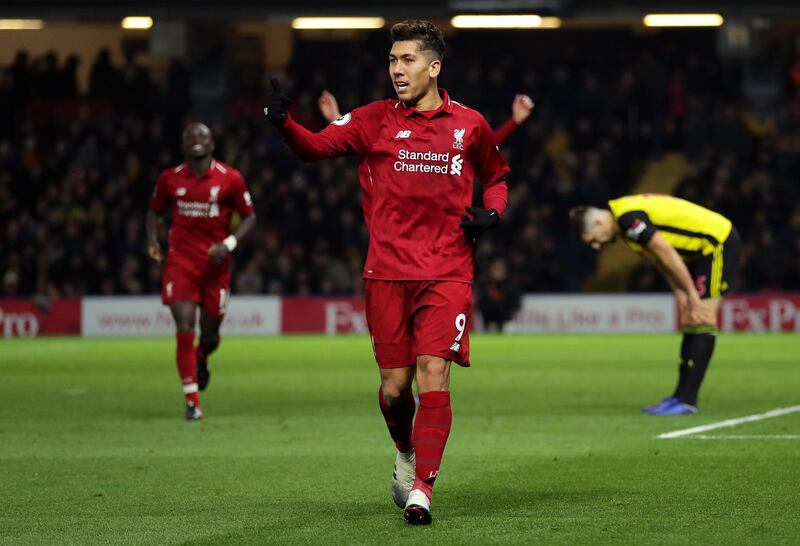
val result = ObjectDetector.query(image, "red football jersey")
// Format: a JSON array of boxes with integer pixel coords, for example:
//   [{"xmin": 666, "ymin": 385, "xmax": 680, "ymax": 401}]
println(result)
[
  {"xmin": 150, "ymin": 159, "xmax": 254, "ymax": 272},
  {"xmin": 281, "ymin": 89, "xmax": 510, "ymax": 282},
  {"xmin": 356, "ymin": 115, "xmax": 518, "ymax": 231}
]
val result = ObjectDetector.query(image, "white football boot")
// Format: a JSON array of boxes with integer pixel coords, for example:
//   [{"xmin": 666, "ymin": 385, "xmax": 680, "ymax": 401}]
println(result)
[
  {"xmin": 403, "ymin": 488, "xmax": 432, "ymax": 525},
  {"xmin": 391, "ymin": 449, "xmax": 415, "ymax": 508}
]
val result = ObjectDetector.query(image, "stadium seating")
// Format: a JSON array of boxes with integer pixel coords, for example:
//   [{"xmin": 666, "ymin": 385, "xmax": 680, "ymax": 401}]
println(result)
[{"xmin": 2, "ymin": 31, "xmax": 799, "ymax": 302}]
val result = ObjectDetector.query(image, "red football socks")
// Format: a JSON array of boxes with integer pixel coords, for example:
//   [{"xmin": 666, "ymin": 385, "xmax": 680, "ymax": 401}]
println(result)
[
  {"xmin": 412, "ymin": 390, "xmax": 452, "ymax": 500},
  {"xmin": 378, "ymin": 386, "xmax": 415, "ymax": 453},
  {"xmin": 176, "ymin": 331, "xmax": 199, "ymax": 407}
]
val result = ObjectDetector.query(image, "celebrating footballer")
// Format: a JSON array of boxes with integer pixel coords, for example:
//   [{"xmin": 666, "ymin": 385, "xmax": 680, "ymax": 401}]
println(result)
[{"xmin": 264, "ymin": 20, "xmax": 509, "ymax": 525}]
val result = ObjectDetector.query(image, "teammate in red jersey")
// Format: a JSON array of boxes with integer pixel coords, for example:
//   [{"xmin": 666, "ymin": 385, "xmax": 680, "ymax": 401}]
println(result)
[
  {"xmin": 146, "ymin": 123, "xmax": 256, "ymax": 421},
  {"xmin": 265, "ymin": 20, "xmax": 510, "ymax": 524}
]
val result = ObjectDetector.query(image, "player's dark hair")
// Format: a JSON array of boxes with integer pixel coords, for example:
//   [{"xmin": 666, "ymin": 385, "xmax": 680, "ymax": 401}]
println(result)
[
  {"xmin": 183, "ymin": 122, "xmax": 211, "ymax": 137},
  {"xmin": 568, "ymin": 206, "xmax": 589, "ymax": 241},
  {"xmin": 390, "ymin": 19, "xmax": 445, "ymax": 60}
]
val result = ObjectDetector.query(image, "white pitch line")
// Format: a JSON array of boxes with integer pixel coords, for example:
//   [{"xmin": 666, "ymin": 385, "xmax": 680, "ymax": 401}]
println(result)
[
  {"xmin": 684, "ymin": 435, "xmax": 800, "ymax": 440},
  {"xmin": 657, "ymin": 405, "xmax": 800, "ymax": 439}
]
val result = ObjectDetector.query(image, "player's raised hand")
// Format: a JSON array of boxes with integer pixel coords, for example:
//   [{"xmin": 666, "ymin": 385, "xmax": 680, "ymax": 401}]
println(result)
[
  {"xmin": 147, "ymin": 241, "xmax": 163, "ymax": 264},
  {"xmin": 511, "ymin": 94, "xmax": 534, "ymax": 124},
  {"xmin": 318, "ymin": 90, "xmax": 342, "ymax": 123},
  {"xmin": 207, "ymin": 243, "xmax": 229, "ymax": 265},
  {"xmin": 264, "ymin": 76, "xmax": 291, "ymax": 127},
  {"xmin": 460, "ymin": 206, "xmax": 499, "ymax": 240}
]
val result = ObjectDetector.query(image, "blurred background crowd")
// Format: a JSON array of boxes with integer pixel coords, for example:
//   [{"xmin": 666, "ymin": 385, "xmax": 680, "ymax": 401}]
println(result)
[{"xmin": 2, "ymin": 27, "xmax": 799, "ymax": 309}]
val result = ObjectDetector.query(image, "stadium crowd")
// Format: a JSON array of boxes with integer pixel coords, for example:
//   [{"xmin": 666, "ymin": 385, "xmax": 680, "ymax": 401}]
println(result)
[{"xmin": 2, "ymin": 30, "xmax": 799, "ymax": 301}]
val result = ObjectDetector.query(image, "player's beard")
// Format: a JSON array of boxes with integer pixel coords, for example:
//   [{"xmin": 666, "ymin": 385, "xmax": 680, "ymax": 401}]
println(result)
[{"xmin": 397, "ymin": 82, "xmax": 426, "ymax": 106}]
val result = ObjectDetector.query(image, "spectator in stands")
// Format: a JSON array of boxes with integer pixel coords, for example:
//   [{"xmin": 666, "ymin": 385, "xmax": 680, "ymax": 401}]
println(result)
[{"xmin": 89, "ymin": 48, "xmax": 120, "ymax": 100}]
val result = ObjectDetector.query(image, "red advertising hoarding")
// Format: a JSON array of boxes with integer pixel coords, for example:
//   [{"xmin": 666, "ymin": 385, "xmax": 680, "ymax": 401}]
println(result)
[
  {"xmin": 720, "ymin": 295, "xmax": 800, "ymax": 333},
  {"xmin": 0, "ymin": 299, "xmax": 81, "ymax": 337},
  {"xmin": 281, "ymin": 298, "xmax": 367, "ymax": 334}
]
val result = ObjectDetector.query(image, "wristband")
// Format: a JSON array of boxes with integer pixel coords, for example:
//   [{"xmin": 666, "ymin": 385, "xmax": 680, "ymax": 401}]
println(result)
[{"xmin": 222, "ymin": 235, "xmax": 238, "ymax": 253}]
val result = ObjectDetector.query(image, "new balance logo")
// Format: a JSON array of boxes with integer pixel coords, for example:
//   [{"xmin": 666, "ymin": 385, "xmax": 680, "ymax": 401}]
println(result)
[
  {"xmin": 176, "ymin": 187, "xmax": 187, "ymax": 196},
  {"xmin": 450, "ymin": 341, "xmax": 461, "ymax": 353},
  {"xmin": 394, "ymin": 130, "xmax": 412, "ymax": 139},
  {"xmin": 450, "ymin": 154, "xmax": 463, "ymax": 176}
]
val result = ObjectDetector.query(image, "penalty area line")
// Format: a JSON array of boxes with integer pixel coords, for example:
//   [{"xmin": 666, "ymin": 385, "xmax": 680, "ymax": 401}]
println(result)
[{"xmin": 657, "ymin": 405, "xmax": 800, "ymax": 439}]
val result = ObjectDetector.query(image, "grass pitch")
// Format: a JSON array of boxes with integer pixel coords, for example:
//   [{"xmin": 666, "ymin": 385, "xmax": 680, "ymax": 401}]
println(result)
[{"xmin": 1, "ymin": 334, "xmax": 798, "ymax": 545}]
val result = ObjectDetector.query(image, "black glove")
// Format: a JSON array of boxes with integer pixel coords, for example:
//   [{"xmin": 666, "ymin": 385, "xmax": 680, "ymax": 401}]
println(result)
[
  {"xmin": 263, "ymin": 77, "xmax": 290, "ymax": 127},
  {"xmin": 460, "ymin": 206, "xmax": 499, "ymax": 239}
]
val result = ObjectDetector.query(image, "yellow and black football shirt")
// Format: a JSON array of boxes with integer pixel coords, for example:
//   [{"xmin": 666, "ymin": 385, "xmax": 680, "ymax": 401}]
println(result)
[
  {"xmin": 609, "ymin": 194, "xmax": 732, "ymax": 258},
  {"xmin": 608, "ymin": 194, "xmax": 738, "ymax": 298}
]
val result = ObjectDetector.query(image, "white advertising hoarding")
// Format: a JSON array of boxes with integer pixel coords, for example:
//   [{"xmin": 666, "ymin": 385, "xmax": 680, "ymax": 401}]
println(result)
[
  {"xmin": 81, "ymin": 296, "xmax": 281, "ymax": 337},
  {"xmin": 76, "ymin": 293, "xmax": 800, "ymax": 336},
  {"xmin": 508, "ymin": 294, "xmax": 675, "ymax": 333}
]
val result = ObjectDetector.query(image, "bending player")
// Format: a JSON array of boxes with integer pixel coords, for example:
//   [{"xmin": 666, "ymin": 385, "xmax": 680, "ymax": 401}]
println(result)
[
  {"xmin": 265, "ymin": 20, "xmax": 510, "ymax": 524},
  {"xmin": 570, "ymin": 194, "xmax": 741, "ymax": 415},
  {"xmin": 146, "ymin": 123, "xmax": 256, "ymax": 420}
]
